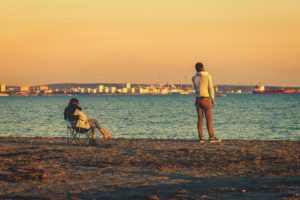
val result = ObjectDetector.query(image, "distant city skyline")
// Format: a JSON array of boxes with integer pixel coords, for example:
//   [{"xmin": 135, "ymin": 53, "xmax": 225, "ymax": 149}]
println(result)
[
  {"xmin": 0, "ymin": 0, "xmax": 300, "ymax": 87},
  {"xmin": 2, "ymin": 82, "xmax": 300, "ymax": 88}
]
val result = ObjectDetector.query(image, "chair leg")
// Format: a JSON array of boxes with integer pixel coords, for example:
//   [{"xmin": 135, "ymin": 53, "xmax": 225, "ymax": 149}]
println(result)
[
  {"xmin": 66, "ymin": 128, "xmax": 75, "ymax": 145},
  {"xmin": 67, "ymin": 128, "xmax": 94, "ymax": 146},
  {"xmin": 66, "ymin": 128, "xmax": 71, "ymax": 145},
  {"xmin": 75, "ymin": 132, "xmax": 83, "ymax": 146},
  {"xmin": 80, "ymin": 132, "xmax": 92, "ymax": 146},
  {"xmin": 69, "ymin": 130, "xmax": 80, "ymax": 146}
]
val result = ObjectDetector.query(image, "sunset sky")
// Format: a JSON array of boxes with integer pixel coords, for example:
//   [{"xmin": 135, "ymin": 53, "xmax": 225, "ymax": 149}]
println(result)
[{"xmin": 0, "ymin": 0, "xmax": 299, "ymax": 86}]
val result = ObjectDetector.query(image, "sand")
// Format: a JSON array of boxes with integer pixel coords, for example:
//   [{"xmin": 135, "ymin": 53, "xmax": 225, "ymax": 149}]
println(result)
[{"xmin": 0, "ymin": 137, "xmax": 299, "ymax": 200}]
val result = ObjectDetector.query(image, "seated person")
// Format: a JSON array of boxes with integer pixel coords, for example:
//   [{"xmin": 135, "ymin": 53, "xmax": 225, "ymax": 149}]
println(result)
[{"xmin": 64, "ymin": 98, "xmax": 112, "ymax": 145}]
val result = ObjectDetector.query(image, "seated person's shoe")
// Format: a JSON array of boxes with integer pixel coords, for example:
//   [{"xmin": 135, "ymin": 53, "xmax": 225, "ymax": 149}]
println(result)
[
  {"xmin": 100, "ymin": 128, "xmax": 112, "ymax": 140},
  {"xmin": 89, "ymin": 139, "xmax": 100, "ymax": 146},
  {"xmin": 209, "ymin": 137, "xmax": 222, "ymax": 143}
]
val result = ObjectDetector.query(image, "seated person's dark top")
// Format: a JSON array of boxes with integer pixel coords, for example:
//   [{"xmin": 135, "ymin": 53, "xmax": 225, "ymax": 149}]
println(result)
[
  {"xmin": 64, "ymin": 103, "xmax": 80, "ymax": 122},
  {"xmin": 64, "ymin": 104, "xmax": 89, "ymax": 132}
]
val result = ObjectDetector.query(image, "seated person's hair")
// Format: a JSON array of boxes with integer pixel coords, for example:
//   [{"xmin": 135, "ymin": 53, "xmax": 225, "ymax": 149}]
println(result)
[{"xmin": 69, "ymin": 98, "xmax": 79, "ymax": 104}]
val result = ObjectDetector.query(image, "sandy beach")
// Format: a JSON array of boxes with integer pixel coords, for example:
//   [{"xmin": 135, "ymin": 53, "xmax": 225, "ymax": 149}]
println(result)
[{"xmin": 0, "ymin": 137, "xmax": 299, "ymax": 199}]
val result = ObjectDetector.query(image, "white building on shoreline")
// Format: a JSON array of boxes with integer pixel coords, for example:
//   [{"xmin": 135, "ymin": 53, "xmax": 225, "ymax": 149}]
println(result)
[{"xmin": 0, "ymin": 84, "xmax": 6, "ymax": 92}]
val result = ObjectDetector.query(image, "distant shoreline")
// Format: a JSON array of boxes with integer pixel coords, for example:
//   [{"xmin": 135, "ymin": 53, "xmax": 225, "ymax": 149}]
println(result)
[
  {"xmin": 1, "ymin": 83, "xmax": 299, "ymax": 97},
  {"xmin": 5, "ymin": 83, "xmax": 300, "ymax": 88}
]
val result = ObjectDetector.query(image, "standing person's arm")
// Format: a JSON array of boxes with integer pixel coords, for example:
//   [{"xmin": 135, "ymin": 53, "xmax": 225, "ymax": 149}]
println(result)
[
  {"xmin": 208, "ymin": 74, "xmax": 216, "ymax": 105},
  {"xmin": 192, "ymin": 76, "xmax": 198, "ymax": 93},
  {"xmin": 192, "ymin": 76, "xmax": 198, "ymax": 107}
]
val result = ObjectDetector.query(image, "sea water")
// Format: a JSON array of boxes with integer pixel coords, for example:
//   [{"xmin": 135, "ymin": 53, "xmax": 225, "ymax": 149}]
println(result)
[{"xmin": 0, "ymin": 94, "xmax": 299, "ymax": 140}]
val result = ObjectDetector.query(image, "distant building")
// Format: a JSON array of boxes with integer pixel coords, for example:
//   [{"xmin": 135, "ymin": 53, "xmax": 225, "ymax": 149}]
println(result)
[
  {"xmin": 39, "ymin": 85, "xmax": 49, "ymax": 91},
  {"xmin": 87, "ymin": 88, "xmax": 92, "ymax": 93},
  {"xmin": 117, "ymin": 89, "xmax": 122, "ymax": 93},
  {"xmin": 20, "ymin": 86, "xmax": 29, "ymax": 93},
  {"xmin": 98, "ymin": 85, "xmax": 104, "ymax": 93},
  {"xmin": 137, "ymin": 87, "xmax": 143, "ymax": 94},
  {"xmin": 129, "ymin": 88, "xmax": 135, "ymax": 94},
  {"xmin": 79, "ymin": 88, "xmax": 85, "ymax": 93},
  {"xmin": 110, "ymin": 87, "xmax": 116, "ymax": 93},
  {"xmin": 122, "ymin": 88, "xmax": 128, "ymax": 93},
  {"xmin": 215, "ymin": 86, "xmax": 219, "ymax": 93},
  {"xmin": 160, "ymin": 88, "xmax": 169, "ymax": 95},
  {"xmin": 151, "ymin": 88, "xmax": 160, "ymax": 94},
  {"xmin": 138, "ymin": 87, "xmax": 150, "ymax": 94},
  {"xmin": 126, "ymin": 83, "xmax": 131, "ymax": 89},
  {"xmin": 92, "ymin": 89, "xmax": 97, "ymax": 94},
  {"xmin": 0, "ymin": 84, "xmax": 6, "ymax": 92},
  {"xmin": 44, "ymin": 89, "xmax": 53, "ymax": 94},
  {"xmin": 72, "ymin": 88, "xmax": 79, "ymax": 93},
  {"xmin": 104, "ymin": 87, "xmax": 109, "ymax": 94}
]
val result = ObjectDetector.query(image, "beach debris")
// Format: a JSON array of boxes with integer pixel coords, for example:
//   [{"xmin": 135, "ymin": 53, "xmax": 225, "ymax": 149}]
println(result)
[
  {"xmin": 200, "ymin": 194, "xmax": 208, "ymax": 199},
  {"xmin": 159, "ymin": 166, "xmax": 173, "ymax": 173},
  {"xmin": 149, "ymin": 194, "xmax": 160, "ymax": 200},
  {"xmin": 70, "ymin": 196, "xmax": 81, "ymax": 200},
  {"xmin": 1, "ymin": 165, "xmax": 49, "ymax": 182},
  {"xmin": 177, "ymin": 189, "xmax": 189, "ymax": 194}
]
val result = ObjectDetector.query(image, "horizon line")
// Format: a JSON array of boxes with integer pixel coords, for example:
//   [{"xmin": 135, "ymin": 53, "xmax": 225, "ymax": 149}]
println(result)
[{"xmin": 2, "ymin": 82, "xmax": 300, "ymax": 88}]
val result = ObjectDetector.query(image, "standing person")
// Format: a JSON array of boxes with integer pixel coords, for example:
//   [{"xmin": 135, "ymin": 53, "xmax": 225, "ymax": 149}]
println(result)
[
  {"xmin": 64, "ymin": 98, "xmax": 112, "ymax": 145},
  {"xmin": 192, "ymin": 62, "xmax": 221, "ymax": 143}
]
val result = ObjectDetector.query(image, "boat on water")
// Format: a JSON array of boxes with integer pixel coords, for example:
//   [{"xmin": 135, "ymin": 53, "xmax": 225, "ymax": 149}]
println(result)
[
  {"xmin": 252, "ymin": 83, "xmax": 298, "ymax": 94},
  {"xmin": 217, "ymin": 93, "xmax": 227, "ymax": 97},
  {"xmin": 215, "ymin": 86, "xmax": 227, "ymax": 97}
]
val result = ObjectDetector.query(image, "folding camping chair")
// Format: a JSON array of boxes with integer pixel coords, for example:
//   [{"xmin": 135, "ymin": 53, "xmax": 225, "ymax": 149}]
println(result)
[{"xmin": 66, "ymin": 121, "xmax": 92, "ymax": 146}]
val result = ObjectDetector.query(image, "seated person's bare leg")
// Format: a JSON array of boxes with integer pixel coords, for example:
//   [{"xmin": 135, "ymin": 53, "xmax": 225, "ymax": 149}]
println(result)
[{"xmin": 88, "ymin": 118, "xmax": 112, "ymax": 140}]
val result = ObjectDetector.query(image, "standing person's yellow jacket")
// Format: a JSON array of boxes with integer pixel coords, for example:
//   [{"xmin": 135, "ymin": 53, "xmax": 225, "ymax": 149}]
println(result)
[{"xmin": 74, "ymin": 109, "xmax": 90, "ymax": 130}]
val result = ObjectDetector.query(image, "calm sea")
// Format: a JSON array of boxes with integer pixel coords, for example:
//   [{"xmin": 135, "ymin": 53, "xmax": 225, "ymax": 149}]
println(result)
[{"xmin": 0, "ymin": 94, "xmax": 299, "ymax": 140}]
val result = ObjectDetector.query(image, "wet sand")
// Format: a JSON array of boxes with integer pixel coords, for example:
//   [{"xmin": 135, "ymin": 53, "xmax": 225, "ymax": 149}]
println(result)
[{"xmin": 0, "ymin": 137, "xmax": 299, "ymax": 200}]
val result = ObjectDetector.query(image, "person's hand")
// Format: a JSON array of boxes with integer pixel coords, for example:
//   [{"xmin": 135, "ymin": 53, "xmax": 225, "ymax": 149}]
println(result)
[{"xmin": 212, "ymin": 98, "xmax": 216, "ymax": 106}]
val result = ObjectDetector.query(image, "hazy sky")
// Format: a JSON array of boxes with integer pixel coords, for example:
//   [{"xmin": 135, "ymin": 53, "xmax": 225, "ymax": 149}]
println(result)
[{"xmin": 0, "ymin": 0, "xmax": 299, "ymax": 86}]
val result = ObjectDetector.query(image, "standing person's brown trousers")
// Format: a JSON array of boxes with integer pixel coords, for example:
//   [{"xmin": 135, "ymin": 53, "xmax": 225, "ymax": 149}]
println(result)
[{"xmin": 195, "ymin": 97, "xmax": 214, "ymax": 139}]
